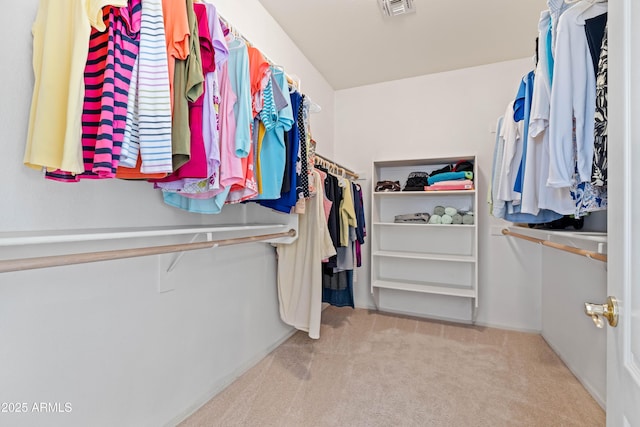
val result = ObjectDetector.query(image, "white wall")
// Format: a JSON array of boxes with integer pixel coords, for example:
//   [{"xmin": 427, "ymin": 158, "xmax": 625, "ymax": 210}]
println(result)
[
  {"xmin": 0, "ymin": 1, "xmax": 334, "ymax": 426},
  {"xmin": 541, "ymin": 236, "xmax": 607, "ymax": 408},
  {"xmin": 335, "ymin": 58, "xmax": 544, "ymax": 331},
  {"xmin": 213, "ymin": 0, "xmax": 335, "ymax": 159}
]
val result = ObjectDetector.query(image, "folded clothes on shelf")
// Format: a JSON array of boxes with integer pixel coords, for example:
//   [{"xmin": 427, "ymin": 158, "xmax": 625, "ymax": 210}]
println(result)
[
  {"xmin": 394, "ymin": 212, "xmax": 431, "ymax": 223},
  {"xmin": 427, "ymin": 171, "xmax": 474, "ymax": 186},
  {"xmin": 375, "ymin": 180, "xmax": 401, "ymax": 192},
  {"xmin": 402, "ymin": 171, "xmax": 430, "ymax": 191},
  {"xmin": 425, "ymin": 179, "xmax": 474, "ymax": 191}
]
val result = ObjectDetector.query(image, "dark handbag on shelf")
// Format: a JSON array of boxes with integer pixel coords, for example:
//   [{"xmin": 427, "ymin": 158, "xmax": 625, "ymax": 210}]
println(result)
[{"xmin": 375, "ymin": 180, "xmax": 401, "ymax": 192}]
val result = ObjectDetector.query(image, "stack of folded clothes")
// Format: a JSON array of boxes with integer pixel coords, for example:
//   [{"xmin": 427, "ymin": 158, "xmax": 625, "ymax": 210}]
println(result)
[
  {"xmin": 425, "ymin": 171, "xmax": 474, "ymax": 191},
  {"xmin": 394, "ymin": 212, "xmax": 431, "ymax": 224},
  {"xmin": 425, "ymin": 160, "xmax": 475, "ymax": 191},
  {"xmin": 402, "ymin": 172, "xmax": 430, "ymax": 191},
  {"xmin": 427, "ymin": 206, "xmax": 474, "ymax": 225},
  {"xmin": 400, "ymin": 160, "xmax": 475, "ymax": 192},
  {"xmin": 375, "ymin": 180, "xmax": 401, "ymax": 192}
]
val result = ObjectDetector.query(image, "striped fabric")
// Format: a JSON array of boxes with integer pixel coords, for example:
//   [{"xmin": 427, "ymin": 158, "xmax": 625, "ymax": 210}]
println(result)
[
  {"xmin": 46, "ymin": 1, "xmax": 142, "ymax": 181},
  {"xmin": 259, "ymin": 77, "xmax": 278, "ymax": 131},
  {"xmin": 119, "ymin": 0, "xmax": 173, "ymax": 173}
]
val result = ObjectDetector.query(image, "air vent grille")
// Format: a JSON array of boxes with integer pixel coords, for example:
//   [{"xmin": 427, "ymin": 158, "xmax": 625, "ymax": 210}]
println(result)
[{"xmin": 379, "ymin": 0, "xmax": 416, "ymax": 17}]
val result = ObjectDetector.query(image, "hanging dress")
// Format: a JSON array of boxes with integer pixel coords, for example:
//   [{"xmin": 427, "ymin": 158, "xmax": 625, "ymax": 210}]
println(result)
[{"xmin": 276, "ymin": 169, "xmax": 336, "ymax": 339}]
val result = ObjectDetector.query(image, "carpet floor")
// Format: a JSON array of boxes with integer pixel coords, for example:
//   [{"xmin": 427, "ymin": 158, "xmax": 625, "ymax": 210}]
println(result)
[{"xmin": 180, "ymin": 307, "xmax": 605, "ymax": 427}]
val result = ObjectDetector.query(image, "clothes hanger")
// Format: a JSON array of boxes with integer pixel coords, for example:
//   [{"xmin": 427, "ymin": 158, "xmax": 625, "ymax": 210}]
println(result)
[
  {"xmin": 305, "ymin": 96, "xmax": 322, "ymax": 113},
  {"xmin": 572, "ymin": 0, "xmax": 608, "ymax": 21}
]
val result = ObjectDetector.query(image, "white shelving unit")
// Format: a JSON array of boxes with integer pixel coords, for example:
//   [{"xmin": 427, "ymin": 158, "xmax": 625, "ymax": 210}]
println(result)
[{"xmin": 370, "ymin": 156, "xmax": 479, "ymax": 316}]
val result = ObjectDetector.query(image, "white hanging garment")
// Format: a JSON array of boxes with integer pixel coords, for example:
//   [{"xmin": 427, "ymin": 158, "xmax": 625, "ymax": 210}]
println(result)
[
  {"xmin": 276, "ymin": 169, "xmax": 336, "ymax": 339},
  {"xmin": 524, "ymin": 10, "xmax": 575, "ymax": 215}
]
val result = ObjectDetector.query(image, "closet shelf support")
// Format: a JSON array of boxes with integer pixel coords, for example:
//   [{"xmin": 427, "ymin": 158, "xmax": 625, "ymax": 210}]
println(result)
[{"xmin": 0, "ymin": 229, "xmax": 296, "ymax": 274}]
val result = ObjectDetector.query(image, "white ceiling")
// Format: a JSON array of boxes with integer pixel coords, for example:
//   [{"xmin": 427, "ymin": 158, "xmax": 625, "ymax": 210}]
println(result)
[{"xmin": 258, "ymin": 0, "xmax": 549, "ymax": 90}]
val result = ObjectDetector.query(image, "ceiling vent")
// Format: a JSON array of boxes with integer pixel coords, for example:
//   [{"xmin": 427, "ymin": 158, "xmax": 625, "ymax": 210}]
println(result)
[{"xmin": 378, "ymin": 0, "xmax": 416, "ymax": 17}]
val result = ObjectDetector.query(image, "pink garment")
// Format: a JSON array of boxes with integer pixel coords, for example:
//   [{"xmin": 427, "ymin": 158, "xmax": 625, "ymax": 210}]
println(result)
[
  {"xmin": 316, "ymin": 169, "xmax": 333, "ymax": 221},
  {"xmin": 226, "ymin": 141, "xmax": 258, "ymax": 204},
  {"xmin": 173, "ymin": 57, "xmax": 238, "ymax": 200},
  {"xmin": 218, "ymin": 61, "xmax": 243, "ymax": 188},
  {"xmin": 46, "ymin": 2, "xmax": 141, "ymax": 181},
  {"xmin": 316, "ymin": 168, "xmax": 334, "ymax": 263}
]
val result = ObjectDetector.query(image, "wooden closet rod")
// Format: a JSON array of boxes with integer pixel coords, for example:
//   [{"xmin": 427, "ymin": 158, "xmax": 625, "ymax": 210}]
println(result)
[
  {"xmin": 501, "ymin": 229, "xmax": 607, "ymax": 262},
  {"xmin": 315, "ymin": 153, "xmax": 359, "ymax": 180},
  {"xmin": 0, "ymin": 229, "xmax": 296, "ymax": 274}
]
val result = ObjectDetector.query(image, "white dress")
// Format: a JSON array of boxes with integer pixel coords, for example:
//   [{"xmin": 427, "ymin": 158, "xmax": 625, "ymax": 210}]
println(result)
[{"xmin": 276, "ymin": 169, "xmax": 336, "ymax": 339}]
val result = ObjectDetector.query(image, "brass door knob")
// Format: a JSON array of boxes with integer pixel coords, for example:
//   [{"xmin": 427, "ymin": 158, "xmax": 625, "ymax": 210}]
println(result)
[{"xmin": 584, "ymin": 296, "xmax": 618, "ymax": 328}]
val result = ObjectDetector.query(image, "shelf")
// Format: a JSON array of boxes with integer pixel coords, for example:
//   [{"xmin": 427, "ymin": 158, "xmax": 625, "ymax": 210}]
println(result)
[
  {"xmin": 373, "ymin": 250, "xmax": 475, "ymax": 263},
  {"xmin": 373, "ymin": 222, "xmax": 475, "ymax": 228},
  {"xmin": 0, "ymin": 224, "xmax": 288, "ymax": 247},
  {"xmin": 371, "ymin": 155, "xmax": 479, "ymax": 315},
  {"xmin": 372, "ymin": 280, "xmax": 476, "ymax": 298},
  {"xmin": 372, "ymin": 156, "xmax": 475, "ymax": 168},
  {"xmin": 373, "ymin": 190, "xmax": 475, "ymax": 196}
]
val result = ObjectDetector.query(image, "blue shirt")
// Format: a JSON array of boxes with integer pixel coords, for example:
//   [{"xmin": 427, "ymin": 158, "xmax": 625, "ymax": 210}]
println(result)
[{"xmin": 513, "ymin": 70, "xmax": 535, "ymax": 194}]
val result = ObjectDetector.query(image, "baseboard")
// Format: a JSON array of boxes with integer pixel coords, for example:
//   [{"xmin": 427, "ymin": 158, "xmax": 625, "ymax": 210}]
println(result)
[
  {"xmin": 165, "ymin": 326, "xmax": 298, "ymax": 427},
  {"xmin": 357, "ymin": 304, "xmax": 542, "ymax": 334},
  {"xmin": 472, "ymin": 319, "xmax": 542, "ymax": 335},
  {"xmin": 369, "ymin": 305, "xmax": 475, "ymax": 325}
]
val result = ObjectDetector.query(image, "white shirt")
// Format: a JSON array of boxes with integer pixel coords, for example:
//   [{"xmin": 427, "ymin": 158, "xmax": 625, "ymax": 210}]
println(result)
[
  {"xmin": 496, "ymin": 101, "xmax": 524, "ymax": 205},
  {"xmin": 547, "ymin": 2, "xmax": 608, "ymax": 187},
  {"xmin": 525, "ymin": 10, "xmax": 575, "ymax": 215}
]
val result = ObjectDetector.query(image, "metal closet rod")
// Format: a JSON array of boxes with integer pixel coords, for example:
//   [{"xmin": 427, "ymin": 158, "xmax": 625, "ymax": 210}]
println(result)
[
  {"xmin": 0, "ymin": 229, "xmax": 296, "ymax": 274},
  {"xmin": 315, "ymin": 153, "xmax": 359, "ymax": 180},
  {"xmin": 501, "ymin": 228, "xmax": 607, "ymax": 262}
]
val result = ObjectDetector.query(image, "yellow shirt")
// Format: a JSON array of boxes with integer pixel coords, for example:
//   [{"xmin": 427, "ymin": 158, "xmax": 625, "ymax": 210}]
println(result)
[
  {"xmin": 339, "ymin": 179, "xmax": 357, "ymax": 247},
  {"xmin": 256, "ymin": 121, "xmax": 266, "ymax": 193},
  {"xmin": 25, "ymin": 0, "xmax": 127, "ymax": 173}
]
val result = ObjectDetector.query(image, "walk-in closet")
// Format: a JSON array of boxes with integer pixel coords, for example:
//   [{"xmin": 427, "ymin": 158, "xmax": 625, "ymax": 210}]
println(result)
[{"xmin": 1, "ymin": 0, "xmax": 638, "ymax": 426}]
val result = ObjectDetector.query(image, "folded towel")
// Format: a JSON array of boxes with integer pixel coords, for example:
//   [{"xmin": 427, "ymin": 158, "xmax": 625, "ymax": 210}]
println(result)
[
  {"xmin": 427, "ymin": 171, "xmax": 473, "ymax": 185},
  {"xmin": 394, "ymin": 212, "xmax": 431, "ymax": 223}
]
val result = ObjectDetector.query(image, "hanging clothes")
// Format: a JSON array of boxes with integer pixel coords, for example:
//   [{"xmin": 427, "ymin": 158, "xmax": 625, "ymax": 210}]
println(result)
[
  {"xmin": 46, "ymin": 2, "xmax": 142, "ymax": 182},
  {"xmin": 297, "ymin": 95, "xmax": 311, "ymax": 200},
  {"xmin": 25, "ymin": 0, "xmax": 128, "ymax": 175},
  {"xmin": 547, "ymin": 1, "xmax": 607, "ymax": 188},
  {"xmin": 527, "ymin": 9, "xmax": 575, "ymax": 216},
  {"xmin": 591, "ymin": 24, "xmax": 608, "ymax": 187},
  {"xmin": 161, "ymin": 0, "xmax": 190, "ymax": 113},
  {"xmin": 353, "ymin": 183, "xmax": 366, "ymax": 267},
  {"xmin": 162, "ymin": 57, "xmax": 236, "ymax": 214},
  {"xmin": 492, "ymin": 106, "xmax": 563, "ymax": 223},
  {"xmin": 255, "ymin": 68, "xmax": 294, "ymax": 200},
  {"xmin": 259, "ymin": 90, "xmax": 303, "ymax": 213},
  {"xmin": 585, "ymin": 13, "xmax": 608, "ymax": 77},
  {"xmin": 117, "ymin": 0, "xmax": 173, "ymax": 176},
  {"xmin": 168, "ymin": 0, "xmax": 204, "ymax": 173},
  {"xmin": 157, "ymin": 3, "xmax": 229, "ymax": 194},
  {"xmin": 154, "ymin": 1, "xmax": 213, "ymax": 182},
  {"xmin": 512, "ymin": 70, "xmax": 535, "ymax": 195},
  {"xmin": 276, "ymin": 169, "xmax": 336, "ymax": 339},
  {"xmin": 225, "ymin": 44, "xmax": 270, "ymax": 204}
]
